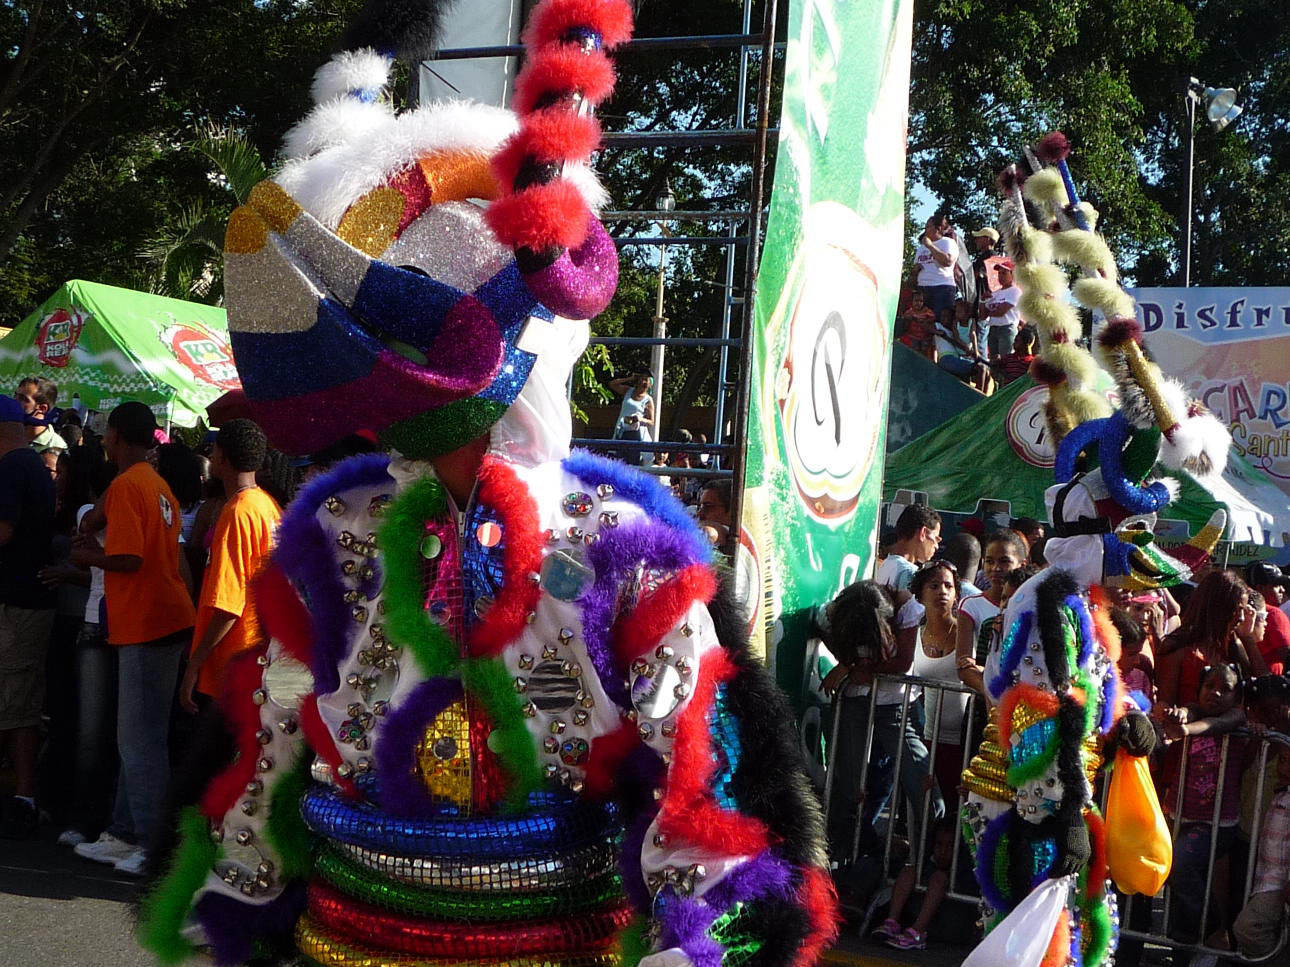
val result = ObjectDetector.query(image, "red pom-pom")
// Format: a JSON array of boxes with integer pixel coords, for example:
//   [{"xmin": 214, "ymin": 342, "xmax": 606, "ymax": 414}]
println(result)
[
  {"xmin": 1098, "ymin": 317, "xmax": 1143, "ymax": 349},
  {"xmin": 524, "ymin": 0, "xmax": 635, "ymax": 49},
  {"xmin": 1035, "ymin": 131, "xmax": 1072, "ymax": 163},
  {"xmin": 997, "ymin": 165, "xmax": 1022, "ymax": 194},
  {"xmin": 485, "ymin": 179, "xmax": 591, "ymax": 251},
  {"xmin": 491, "ymin": 113, "xmax": 602, "ymax": 190},
  {"xmin": 1030, "ymin": 358, "xmax": 1069, "ymax": 386},
  {"xmin": 513, "ymin": 47, "xmax": 616, "ymax": 115}
]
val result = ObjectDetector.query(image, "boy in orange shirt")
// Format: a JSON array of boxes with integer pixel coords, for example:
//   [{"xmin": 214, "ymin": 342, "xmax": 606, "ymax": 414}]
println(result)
[
  {"xmin": 70, "ymin": 402, "xmax": 195, "ymax": 876},
  {"xmin": 180, "ymin": 419, "xmax": 281, "ymax": 712}
]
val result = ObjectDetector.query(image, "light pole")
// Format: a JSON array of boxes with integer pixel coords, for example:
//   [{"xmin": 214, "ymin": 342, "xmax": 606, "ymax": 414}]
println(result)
[
  {"xmin": 1181, "ymin": 77, "xmax": 1242, "ymax": 287},
  {"xmin": 650, "ymin": 180, "xmax": 675, "ymax": 433}
]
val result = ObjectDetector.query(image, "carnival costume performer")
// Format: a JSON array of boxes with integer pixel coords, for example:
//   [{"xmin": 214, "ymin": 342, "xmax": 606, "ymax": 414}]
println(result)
[
  {"xmin": 136, "ymin": 2, "xmax": 838, "ymax": 966},
  {"xmin": 961, "ymin": 134, "xmax": 1230, "ymax": 967}
]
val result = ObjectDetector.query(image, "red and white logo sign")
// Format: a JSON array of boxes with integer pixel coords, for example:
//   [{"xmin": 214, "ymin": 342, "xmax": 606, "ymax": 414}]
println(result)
[
  {"xmin": 36, "ymin": 307, "xmax": 88, "ymax": 368},
  {"xmin": 160, "ymin": 322, "xmax": 241, "ymax": 391},
  {"xmin": 1006, "ymin": 385, "xmax": 1057, "ymax": 467}
]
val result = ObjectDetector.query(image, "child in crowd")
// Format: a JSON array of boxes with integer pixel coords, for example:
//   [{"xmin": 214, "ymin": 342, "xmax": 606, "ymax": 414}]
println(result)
[
  {"xmin": 994, "ymin": 326, "xmax": 1036, "ymax": 385},
  {"xmin": 898, "ymin": 290, "xmax": 938, "ymax": 360},
  {"xmin": 1161, "ymin": 663, "xmax": 1248, "ymax": 949},
  {"xmin": 873, "ymin": 818, "xmax": 958, "ymax": 950},
  {"xmin": 1111, "ymin": 608, "xmax": 1154, "ymax": 707}
]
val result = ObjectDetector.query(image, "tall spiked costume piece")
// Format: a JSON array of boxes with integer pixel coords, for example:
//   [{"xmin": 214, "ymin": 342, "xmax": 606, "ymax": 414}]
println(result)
[
  {"xmin": 138, "ymin": 2, "xmax": 839, "ymax": 966},
  {"xmin": 963, "ymin": 134, "xmax": 1231, "ymax": 967}
]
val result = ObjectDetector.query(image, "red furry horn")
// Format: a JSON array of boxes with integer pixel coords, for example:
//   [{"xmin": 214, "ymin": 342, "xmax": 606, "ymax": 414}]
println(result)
[{"xmin": 1035, "ymin": 131, "xmax": 1071, "ymax": 163}]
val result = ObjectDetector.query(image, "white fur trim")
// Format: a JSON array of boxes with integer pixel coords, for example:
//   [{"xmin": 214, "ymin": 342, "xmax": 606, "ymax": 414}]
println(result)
[
  {"xmin": 561, "ymin": 162, "xmax": 609, "ymax": 213},
  {"xmin": 276, "ymin": 100, "xmax": 519, "ymax": 228},
  {"xmin": 282, "ymin": 98, "xmax": 395, "ymax": 161},
  {"xmin": 311, "ymin": 49, "xmax": 392, "ymax": 104},
  {"xmin": 1152, "ymin": 476, "xmax": 1181, "ymax": 502},
  {"xmin": 1160, "ymin": 410, "xmax": 1231, "ymax": 478}
]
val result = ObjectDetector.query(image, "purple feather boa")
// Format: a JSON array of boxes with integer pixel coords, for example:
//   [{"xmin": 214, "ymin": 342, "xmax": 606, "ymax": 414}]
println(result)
[
  {"xmin": 375, "ymin": 677, "xmax": 462, "ymax": 816},
  {"xmin": 580, "ymin": 519, "xmax": 707, "ymax": 706},
  {"xmin": 273, "ymin": 453, "xmax": 392, "ymax": 694},
  {"xmin": 563, "ymin": 450, "xmax": 711, "ymax": 564},
  {"xmin": 194, "ymin": 881, "xmax": 305, "ymax": 966},
  {"xmin": 656, "ymin": 851, "xmax": 795, "ymax": 967}
]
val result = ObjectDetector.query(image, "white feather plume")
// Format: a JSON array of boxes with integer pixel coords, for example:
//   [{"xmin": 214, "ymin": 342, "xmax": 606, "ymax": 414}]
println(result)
[
  {"xmin": 311, "ymin": 49, "xmax": 392, "ymax": 105},
  {"xmin": 282, "ymin": 98, "xmax": 395, "ymax": 161}
]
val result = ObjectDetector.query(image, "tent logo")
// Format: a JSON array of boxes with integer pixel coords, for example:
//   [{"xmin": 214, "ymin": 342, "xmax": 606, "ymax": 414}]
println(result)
[
  {"xmin": 36, "ymin": 307, "xmax": 89, "ymax": 368},
  {"xmin": 160, "ymin": 322, "xmax": 241, "ymax": 392},
  {"xmin": 1006, "ymin": 385, "xmax": 1057, "ymax": 467}
]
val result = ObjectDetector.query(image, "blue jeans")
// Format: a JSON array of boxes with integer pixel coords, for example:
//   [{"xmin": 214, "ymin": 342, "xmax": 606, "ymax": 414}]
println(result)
[
  {"xmin": 919, "ymin": 285, "xmax": 957, "ymax": 322},
  {"xmin": 108, "ymin": 630, "xmax": 188, "ymax": 846},
  {"xmin": 71, "ymin": 623, "xmax": 118, "ymax": 836}
]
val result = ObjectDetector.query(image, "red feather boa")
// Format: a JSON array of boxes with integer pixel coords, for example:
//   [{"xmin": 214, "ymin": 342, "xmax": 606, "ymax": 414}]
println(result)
[
  {"xmin": 467, "ymin": 459, "xmax": 544, "ymax": 657},
  {"xmin": 523, "ymin": 0, "xmax": 635, "ymax": 49},
  {"xmin": 199, "ymin": 646, "xmax": 270, "ymax": 820},
  {"xmin": 253, "ymin": 564, "xmax": 312, "ymax": 667},
  {"xmin": 299, "ymin": 695, "xmax": 357, "ymax": 798},
  {"xmin": 611, "ymin": 564, "xmax": 717, "ymax": 666},
  {"xmin": 658, "ymin": 648, "xmax": 769, "ymax": 856}
]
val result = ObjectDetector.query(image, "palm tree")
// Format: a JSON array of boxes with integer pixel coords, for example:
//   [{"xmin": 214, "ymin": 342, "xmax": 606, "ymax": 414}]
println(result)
[{"xmin": 140, "ymin": 125, "xmax": 269, "ymax": 304}]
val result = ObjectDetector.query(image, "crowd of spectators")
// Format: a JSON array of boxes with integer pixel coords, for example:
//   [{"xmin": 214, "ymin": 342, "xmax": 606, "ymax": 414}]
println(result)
[
  {"xmin": 899, "ymin": 211, "xmax": 1037, "ymax": 396},
  {"xmin": 820, "ymin": 502, "xmax": 1290, "ymax": 958},
  {"xmin": 0, "ymin": 378, "xmax": 307, "ymax": 878}
]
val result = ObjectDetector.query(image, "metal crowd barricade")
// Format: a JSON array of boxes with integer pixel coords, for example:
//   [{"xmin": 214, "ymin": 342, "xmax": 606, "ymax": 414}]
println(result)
[
  {"xmin": 823, "ymin": 674, "xmax": 1290, "ymax": 965},
  {"xmin": 1111, "ymin": 728, "xmax": 1290, "ymax": 966},
  {"xmin": 823, "ymin": 672, "xmax": 985, "ymax": 907}
]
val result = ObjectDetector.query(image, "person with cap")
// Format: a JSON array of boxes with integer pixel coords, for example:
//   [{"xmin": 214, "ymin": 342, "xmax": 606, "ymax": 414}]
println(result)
[
  {"xmin": 980, "ymin": 258, "xmax": 1023, "ymax": 360},
  {"xmin": 1247, "ymin": 561, "xmax": 1290, "ymax": 673},
  {"xmin": 69, "ymin": 401, "xmax": 195, "ymax": 876},
  {"xmin": 0, "ymin": 393, "xmax": 57, "ymax": 838},
  {"xmin": 969, "ymin": 226, "xmax": 999, "ymax": 322}
]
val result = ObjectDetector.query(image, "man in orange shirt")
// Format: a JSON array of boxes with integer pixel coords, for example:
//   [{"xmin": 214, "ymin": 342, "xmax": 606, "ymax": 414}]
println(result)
[
  {"xmin": 70, "ymin": 402, "xmax": 195, "ymax": 876},
  {"xmin": 180, "ymin": 419, "xmax": 281, "ymax": 712}
]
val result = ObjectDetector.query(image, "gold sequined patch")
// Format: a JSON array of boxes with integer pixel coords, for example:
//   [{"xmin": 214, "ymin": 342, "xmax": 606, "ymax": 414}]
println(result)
[
  {"xmin": 414, "ymin": 699, "xmax": 472, "ymax": 810},
  {"xmin": 338, "ymin": 187, "xmax": 406, "ymax": 257},
  {"xmin": 419, "ymin": 150, "xmax": 500, "ymax": 204},
  {"xmin": 247, "ymin": 180, "xmax": 302, "ymax": 234},
  {"xmin": 225, "ymin": 206, "xmax": 267, "ymax": 255}
]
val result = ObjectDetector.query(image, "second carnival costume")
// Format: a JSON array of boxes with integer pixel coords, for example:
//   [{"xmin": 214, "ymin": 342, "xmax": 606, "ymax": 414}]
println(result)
[
  {"xmin": 137, "ymin": 2, "xmax": 839, "ymax": 966},
  {"xmin": 961, "ymin": 134, "xmax": 1231, "ymax": 967}
]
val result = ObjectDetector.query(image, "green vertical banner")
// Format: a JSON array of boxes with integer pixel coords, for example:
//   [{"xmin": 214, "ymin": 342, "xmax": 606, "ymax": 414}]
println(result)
[{"xmin": 737, "ymin": 0, "xmax": 913, "ymax": 699}]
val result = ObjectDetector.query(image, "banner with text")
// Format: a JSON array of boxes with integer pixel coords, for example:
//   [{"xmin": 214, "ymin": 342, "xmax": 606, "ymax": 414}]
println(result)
[
  {"xmin": 1131, "ymin": 287, "xmax": 1290, "ymax": 510},
  {"xmin": 740, "ymin": 0, "xmax": 913, "ymax": 700}
]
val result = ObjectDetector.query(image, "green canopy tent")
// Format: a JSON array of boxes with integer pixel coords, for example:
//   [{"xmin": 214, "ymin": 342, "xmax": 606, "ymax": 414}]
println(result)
[
  {"xmin": 884, "ymin": 375, "xmax": 1290, "ymax": 554},
  {"xmin": 0, "ymin": 280, "xmax": 240, "ymax": 428}
]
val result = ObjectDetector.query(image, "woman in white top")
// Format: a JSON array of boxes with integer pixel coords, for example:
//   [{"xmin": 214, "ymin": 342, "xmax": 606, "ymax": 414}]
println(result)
[
  {"xmin": 909, "ymin": 560, "xmax": 970, "ymax": 812},
  {"xmin": 913, "ymin": 213, "xmax": 959, "ymax": 325},
  {"xmin": 954, "ymin": 529, "xmax": 1028, "ymax": 702},
  {"xmin": 609, "ymin": 373, "xmax": 655, "ymax": 466},
  {"xmin": 821, "ymin": 580, "xmax": 943, "ymax": 859}
]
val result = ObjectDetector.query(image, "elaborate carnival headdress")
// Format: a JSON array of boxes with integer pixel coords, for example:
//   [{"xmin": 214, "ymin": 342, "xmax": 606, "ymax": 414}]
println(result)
[
  {"xmin": 997, "ymin": 133, "xmax": 1230, "ymax": 589},
  {"xmin": 223, "ymin": 0, "xmax": 631, "ymax": 458}
]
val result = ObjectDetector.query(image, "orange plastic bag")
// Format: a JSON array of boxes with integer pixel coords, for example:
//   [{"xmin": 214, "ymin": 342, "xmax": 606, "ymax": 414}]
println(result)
[{"xmin": 1105, "ymin": 748, "xmax": 1172, "ymax": 895}]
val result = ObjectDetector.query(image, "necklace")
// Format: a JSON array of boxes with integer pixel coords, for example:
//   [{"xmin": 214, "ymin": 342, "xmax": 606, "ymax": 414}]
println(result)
[{"xmin": 922, "ymin": 621, "xmax": 956, "ymax": 658}]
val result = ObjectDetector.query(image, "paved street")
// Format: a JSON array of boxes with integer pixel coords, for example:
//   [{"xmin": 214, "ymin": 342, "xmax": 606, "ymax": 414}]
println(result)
[
  {"xmin": 0, "ymin": 835, "xmax": 152, "ymax": 967},
  {"xmin": 0, "ymin": 833, "xmax": 968, "ymax": 967}
]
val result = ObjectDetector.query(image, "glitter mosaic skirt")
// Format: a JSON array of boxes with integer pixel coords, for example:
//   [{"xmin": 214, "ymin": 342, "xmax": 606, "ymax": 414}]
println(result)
[{"xmin": 296, "ymin": 784, "xmax": 630, "ymax": 966}]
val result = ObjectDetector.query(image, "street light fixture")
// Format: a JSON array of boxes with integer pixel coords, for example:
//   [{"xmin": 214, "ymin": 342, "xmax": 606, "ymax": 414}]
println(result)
[
  {"xmin": 650, "ymin": 180, "xmax": 676, "ymax": 433},
  {"xmin": 1181, "ymin": 77, "xmax": 1242, "ymax": 286}
]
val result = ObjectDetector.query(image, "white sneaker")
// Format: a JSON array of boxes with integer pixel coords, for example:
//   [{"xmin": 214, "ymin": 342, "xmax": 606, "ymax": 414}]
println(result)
[
  {"xmin": 56, "ymin": 829, "xmax": 87, "ymax": 847},
  {"xmin": 113, "ymin": 848, "xmax": 148, "ymax": 877},
  {"xmin": 74, "ymin": 832, "xmax": 136, "ymax": 865}
]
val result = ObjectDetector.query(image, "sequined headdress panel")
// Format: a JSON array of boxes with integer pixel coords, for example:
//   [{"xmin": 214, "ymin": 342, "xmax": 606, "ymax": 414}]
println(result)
[{"xmin": 223, "ymin": 0, "xmax": 631, "ymax": 458}]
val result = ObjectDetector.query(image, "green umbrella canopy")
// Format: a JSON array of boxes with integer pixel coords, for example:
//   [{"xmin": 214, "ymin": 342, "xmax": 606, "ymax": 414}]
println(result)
[
  {"xmin": 0, "ymin": 280, "xmax": 240, "ymax": 427},
  {"xmin": 884, "ymin": 375, "xmax": 1290, "ymax": 546}
]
